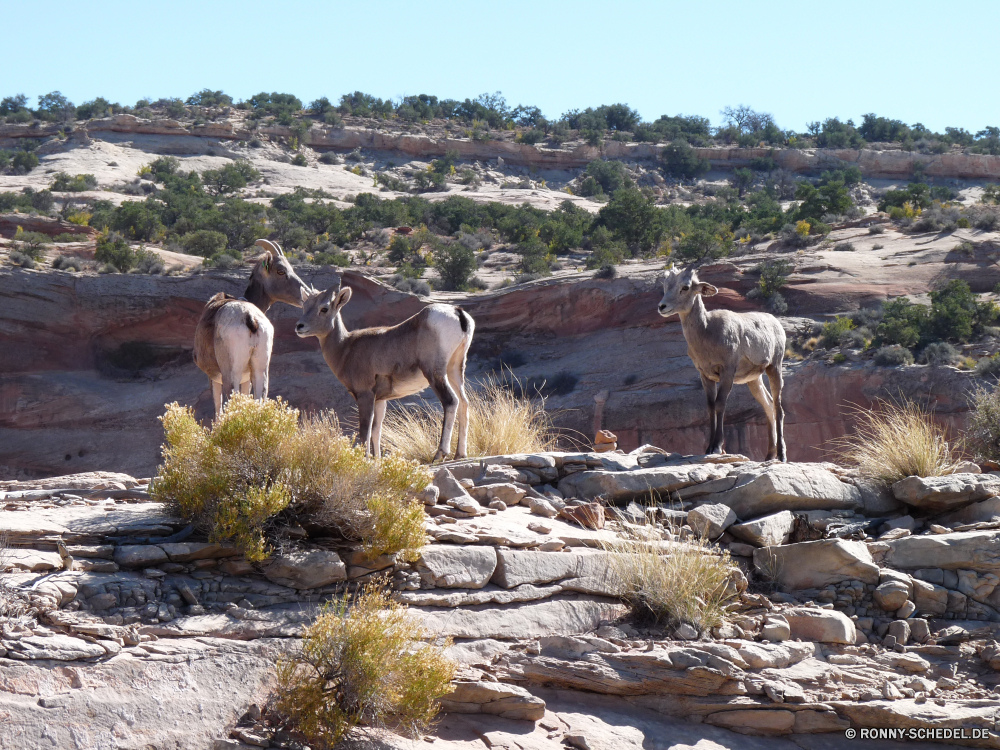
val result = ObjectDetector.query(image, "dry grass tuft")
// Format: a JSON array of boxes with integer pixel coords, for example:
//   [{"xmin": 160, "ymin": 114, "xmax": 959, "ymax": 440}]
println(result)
[
  {"xmin": 602, "ymin": 529, "xmax": 740, "ymax": 630},
  {"xmin": 380, "ymin": 374, "xmax": 562, "ymax": 463},
  {"xmin": 152, "ymin": 395, "xmax": 427, "ymax": 561},
  {"xmin": 276, "ymin": 582, "xmax": 456, "ymax": 747},
  {"xmin": 831, "ymin": 398, "xmax": 963, "ymax": 485},
  {"xmin": 967, "ymin": 383, "xmax": 1000, "ymax": 464}
]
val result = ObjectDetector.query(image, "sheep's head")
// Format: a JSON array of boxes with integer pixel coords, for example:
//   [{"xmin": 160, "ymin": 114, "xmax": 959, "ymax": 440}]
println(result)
[
  {"xmin": 296, "ymin": 282, "xmax": 352, "ymax": 338},
  {"xmin": 657, "ymin": 267, "xmax": 718, "ymax": 318},
  {"xmin": 253, "ymin": 239, "xmax": 312, "ymax": 307}
]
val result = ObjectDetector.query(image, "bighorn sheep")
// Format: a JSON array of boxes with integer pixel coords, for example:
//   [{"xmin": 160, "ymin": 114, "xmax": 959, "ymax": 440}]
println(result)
[
  {"xmin": 658, "ymin": 266, "xmax": 787, "ymax": 461},
  {"xmin": 193, "ymin": 239, "xmax": 311, "ymax": 416},
  {"xmin": 295, "ymin": 281, "xmax": 475, "ymax": 461}
]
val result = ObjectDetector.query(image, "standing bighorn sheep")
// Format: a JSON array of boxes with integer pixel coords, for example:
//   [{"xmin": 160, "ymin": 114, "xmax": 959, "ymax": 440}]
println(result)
[
  {"xmin": 295, "ymin": 281, "xmax": 475, "ymax": 461},
  {"xmin": 193, "ymin": 239, "xmax": 311, "ymax": 416},
  {"xmin": 658, "ymin": 266, "xmax": 787, "ymax": 461}
]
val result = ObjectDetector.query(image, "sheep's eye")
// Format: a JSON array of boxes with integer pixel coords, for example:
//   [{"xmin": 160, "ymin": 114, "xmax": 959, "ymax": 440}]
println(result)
[
  {"xmin": 278, "ymin": 269, "xmax": 286, "ymax": 275},
  {"xmin": 681, "ymin": 285, "xmax": 690, "ymax": 291},
  {"xmin": 321, "ymin": 307, "xmax": 329, "ymax": 313}
]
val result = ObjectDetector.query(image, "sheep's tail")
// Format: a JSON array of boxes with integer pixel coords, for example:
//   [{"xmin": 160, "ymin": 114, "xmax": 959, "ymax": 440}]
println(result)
[{"xmin": 244, "ymin": 312, "xmax": 259, "ymax": 334}]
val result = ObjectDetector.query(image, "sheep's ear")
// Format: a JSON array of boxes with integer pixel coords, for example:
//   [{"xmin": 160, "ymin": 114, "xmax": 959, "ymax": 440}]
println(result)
[
  {"xmin": 698, "ymin": 283, "xmax": 719, "ymax": 297},
  {"xmin": 334, "ymin": 286, "xmax": 353, "ymax": 310},
  {"xmin": 300, "ymin": 286, "xmax": 312, "ymax": 304}
]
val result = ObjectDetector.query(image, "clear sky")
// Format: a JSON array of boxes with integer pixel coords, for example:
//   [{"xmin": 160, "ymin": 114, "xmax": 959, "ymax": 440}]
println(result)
[{"xmin": 7, "ymin": 0, "xmax": 998, "ymax": 134}]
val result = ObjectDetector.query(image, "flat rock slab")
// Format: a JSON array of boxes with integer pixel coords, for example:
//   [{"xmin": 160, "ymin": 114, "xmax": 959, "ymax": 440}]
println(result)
[
  {"xmin": 0, "ymin": 502, "xmax": 182, "ymax": 545},
  {"xmin": 702, "ymin": 463, "xmax": 861, "ymax": 519},
  {"xmin": 892, "ymin": 473, "xmax": 1000, "ymax": 512},
  {"xmin": 492, "ymin": 548, "xmax": 613, "ymax": 590},
  {"xmin": 557, "ymin": 464, "xmax": 732, "ymax": 502},
  {"xmin": 939, "ymin": 497, "xmax": 1000, "ymax": 527},
  {"xmin": 754, "ymin": 538, "xmax": 879, "ymax": 591},
  {"xmin": 884, "ymin": 529, "xmax": 1000, "ymax": 572},
  {"xmin": 0, "ymin": 638, "xmax": 289, "ymax": 750},
  {"xmin": 2, "ymin": 634, "xmax": 108, "ymax": 661},
  {"xmin": 415, "ymin": 545, "xmax": 498, "ymax": 589},
  {"xmin": 411, "ymin": 595, "xmax": 626, "ymax": 640}
]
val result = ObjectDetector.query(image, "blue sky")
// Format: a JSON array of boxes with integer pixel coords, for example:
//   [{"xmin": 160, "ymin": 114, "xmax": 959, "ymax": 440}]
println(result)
[{"xmin": 7, "ymin": 0, "xmax": 998, "ymax": 133}]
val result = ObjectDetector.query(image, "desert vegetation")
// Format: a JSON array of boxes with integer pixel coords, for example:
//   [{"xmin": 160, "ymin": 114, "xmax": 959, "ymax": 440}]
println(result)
[
  {"xmin": 151, "ymin": 395, "xmax": 428, "ymax": 561},
  {"xmin": 275, "ymin": 582, "xmax": 455, "ymax": 747}
]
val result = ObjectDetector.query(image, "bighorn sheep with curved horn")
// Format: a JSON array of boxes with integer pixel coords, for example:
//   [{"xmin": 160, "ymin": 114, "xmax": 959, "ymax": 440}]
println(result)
[
  {"xmin": 194, "ymin": 239, "xmax": 312, "ymax": 416},
  {"xmin": 295, "ymin": 281, "xmax": 475, "ymax": 461},
  {"xmin": 658, "ymin": 266, "xmax": 787, "ymax": 461}
]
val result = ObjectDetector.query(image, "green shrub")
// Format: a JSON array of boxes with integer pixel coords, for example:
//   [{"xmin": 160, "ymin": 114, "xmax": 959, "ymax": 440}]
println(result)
[
  {"xmin": 202, "ymin": 159, "xmax": 260, "ymax": 195},
  {"xmin": 8, "ymin": 251, "xmax": 35, "ymax": 268},
  {"xmin": 675, "ymin": 227, "xmax": 731, "ymax": 261},
  {"xmin": 152, "ymin": 396, "xmax": 427, "ymax": 562},
  {"xmin": 11, "ymin": 151, "xmax": 39, "ymax": 174},
  {"xmin": 594, "ymin": 264, "xmax": 617, "ymax": 279},
  {"xmin": 661, "ymin": 141, "xmax": 709, "ymax": 180},
  {"xmin": 205, "ymin": 252, "xmax": 242, "ymax": 269},
  {"xmin": 820, "ymin": 316, "xmax": 855, "ymax": 349},
  {"xmin": 51, "ymin": 172, "xmax": 97, "ymax": 192},
  {"xmin": 833, "ymin": 241, "xmax": 856, "ymax": 252},
  {"xmin": 976, "ymin": 355, "xmax": 1000, "ymax": 380},
  {"xmin": 12, "ymin": 229, "xmax": 50, "ymax": 260},
  {"xmin": 755, "ymin": 259, "xmax": 791, "ymax": 299},
  {"xmin": 291, "ymin": 153, "xmax": 308, "ymax": 166},
  {"xmin": 517, "ymin": 237, "xmax": 551, "ymax": 275},
  {"xmin": 869, "ymin": 224, "xmax": 885, "ymax": 234},
  {"xmin": 318, "ymin": 152, "xmax": 341, "ymax": 165},
  {"xmin": 517, "ymin": 129, "xmax": 545, "ymax": 145},
  {"xmin": 95, "ymin": 232, "xmax": 144, "ymax": 272},
  {"xmin": 875, "ymin": 297, "xmax": 928, "ymax": 348},
  {"xmin": 920, "ymin": 341, "xmax": 961, "ymax": 366},
  {"xmin": 729, "ymin": 168, "xmax": 754, "ymax": 197},
  {"xmin": 52, "ymin": 254, "xmax": 84, "ymax": 271},
  {"xmin": 873, "ymin": 344, "xmax": 914, "ymax": 366},
  {"xmin": 275, "ymin": 582, "xmax": 456, "ymax": 747},
  {"xmin": 392, "ymin": 276, "xmax": 431, "ymax": 296},
  {"xmin": 180, "ymin": 229, "xmax": 228, "ymax": 257},
  {"xmin": 432, "ymin": 241, "xmax": 476, "ymax": 290},
  {"xmin": 583, "ymin": 160, "xmax": 632, "ymax": 196}
]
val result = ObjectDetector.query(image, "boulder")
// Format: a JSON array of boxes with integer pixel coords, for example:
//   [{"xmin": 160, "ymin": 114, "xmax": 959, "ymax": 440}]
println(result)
[
  {"xmin": 873, "ymin": 581, "xmax": 910, "ymax": 611},
  {"xmin": 528, "ymin": 497, "xmax": 558, "ymax": 518},
  {"xmin": 433, "ymin": 467, "xmax": 468, "ymax": 501},
  {"xmin": 687, "ymin": 503, "xmax": 737, "ymax": 539},
  {"xmin": 440, "ymin": 681, "xmax": 546, "ymax": 721},
  {"xmin": 558, "ymin": 503, "xmax": 605, "ymax": 530},
  {"xmin": 415, "ymin": 546, "xmax": 497, "ymax": 589},
  {"xmin": 887, "ymin": 619, "xmax": 911, "ymax": 645},
  {"xmin": 783, "ymin": 608, "xmax": 856, "ymax": 644},
  {"xmin": 752, "ymin": 538, "xmax": 879, "ymax": 591},
  {"xmin": 891, "ymin": 473, "xmax": 1000, "ymax": 512},
  {"xmin": 3, "ymin": 549, "xmax": 63, "ymax": 571},
  {"xmin": 911, "ymin": 579, "xmax": 949, "ymax": 616},
  {"xmin": 701, "ymin": 463, "xmax": 861, "ymax": 519},
  {"xmin": 883, "ymin": 529, "xmax": 1000, "ymax": 572},
  {"xmin": 486, "ymin": 483, "xmax": 527, "ymax": 506},
  {"xmin": 263, "ymin": 550, "xmax": 346, "ymax": 589},
  {"xmin": 762, "ymin": 614, "xmax": 791, "ymax": 642},
  {"xmin": 729, "ymin": 510, "xmax": 795, "ymax": 547},
  {"xmin": 491, "ymin": 548, "xmax": 612, "ymax": 589}
]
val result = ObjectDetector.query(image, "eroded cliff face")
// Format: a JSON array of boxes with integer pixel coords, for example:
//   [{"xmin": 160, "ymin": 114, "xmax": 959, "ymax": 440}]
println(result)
[
  {"xmin": 3, "ymin": 113, "xmax": 1000, "ymax": 179},
  {"xmin": 0, "ymin": 262, "xmax": 975, "ymax": 479}
]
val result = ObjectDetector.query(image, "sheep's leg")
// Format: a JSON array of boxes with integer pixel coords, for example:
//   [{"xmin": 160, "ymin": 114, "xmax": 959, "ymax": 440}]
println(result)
[
  {"xmin": 427, "ymin": 365, "xmax": 459, "ymax": 463},
  {"xmin": 447, "ymin": 346, "xmax": 470, "ymax": 460},
  {"xmin": 356, "ymin": 392, "xmax": 376, "ymax": 457},
  {"xmin": 250, "ymin": 337, "xmax": 272, "ymax": 401},
  {"xmin": 709, "ymin": 371, "xmax": 736, "ymax": 455},
  {"xmin": 766, "ymin": 363, "xmax": 787, "ymax": 462},
  {"xmin": 211, "ymin": 381, "xmax": 223, "ymax": 418},
  {"xmin": 239, "ymin": 381, "xmax": 251, "ymax": 395},
  {"xmin": 700, "ymin": 374, "xmax": 719, "ymax": 455},
  {"xmin": 748, "ymin": 375, "xmax": 777, "ymax": 460},
  {"xmin": 371, "ymin": 400, "xmax": 387, "ymax": 459}
]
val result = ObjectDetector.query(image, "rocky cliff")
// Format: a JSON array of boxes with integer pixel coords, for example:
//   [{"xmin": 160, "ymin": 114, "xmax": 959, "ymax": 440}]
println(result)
[
  {"xmin": 4, "ymin": 113, "xmax": 1000, "ymax": 179},
  {"xmin": 0, "ymin": 251, "xmax": 977, "ymax": 479}
]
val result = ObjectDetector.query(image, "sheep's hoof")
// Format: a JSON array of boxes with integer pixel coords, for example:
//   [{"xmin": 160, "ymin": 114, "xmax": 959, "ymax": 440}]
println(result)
[{"xmin": 431, "ymin": 450, "xmax": 446, "ymax": 463}]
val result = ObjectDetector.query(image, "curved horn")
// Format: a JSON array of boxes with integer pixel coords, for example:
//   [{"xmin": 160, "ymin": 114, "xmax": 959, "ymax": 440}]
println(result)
[{"xmin": 255, "ymin": 239, "xmax": 285, "ymax": 256}]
